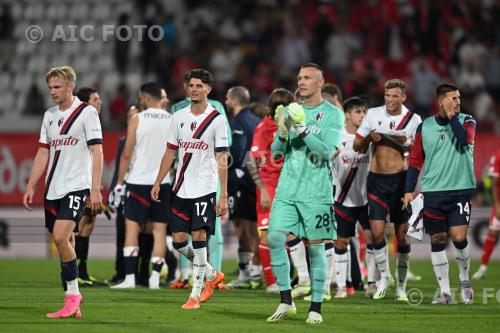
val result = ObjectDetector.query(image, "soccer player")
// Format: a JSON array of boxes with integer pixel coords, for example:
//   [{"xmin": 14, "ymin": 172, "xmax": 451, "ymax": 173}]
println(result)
[
  {"xmin": 473, "ymin": 149, "xmax": 500, "ymax": 279},
  {"xmin": 225, "ymin": 86, "xmax": 261, "ymax": 289},
  {"xmin": 73, "ymin": 87, "xmax": 106, "ymax": 287},
  {"xmin": 106, "ymin": 105, "xmax": 140, "ymax": 284},
  {"xmin": 161, "ymin": 88, "xmax": 170, "ymax": 110},
  {"xmin": 321, "ymin": 83, "xmax": 343, "ymax": 110},
  {"xmin": 23, "ymin": 66, "xmax": 103, "ymax": 318},
  {"xmin": 247, "ymin": 88, "xmax": 294, "ymax": 293},
  {"xmin": 169, "ymin": 73, "xmax": 231, "ymax": 289},
  {"xmin": 266, "ymin": 63, "xmax": 343, "ymax": 324},
  {"xmin": 151, "ymin": 69, "xmax": 228, "ymax": 309},
  {"xmin": 332, "ymin": 97, "xmax": 375, "ymax": 298},
  {"xmin": 404, "ymin": 83, "xmax": 476, "ymax": 304},
  {"xmin": 353, "ymin": 79, "xmax": 422, "ymax": 301},
  {"xmin": 472, "ymin": 149, "xmax": 500, "ymax": 280},
  {"xmin": 111, "ymin": 83, "xmax": 172, "ymax": 289}
]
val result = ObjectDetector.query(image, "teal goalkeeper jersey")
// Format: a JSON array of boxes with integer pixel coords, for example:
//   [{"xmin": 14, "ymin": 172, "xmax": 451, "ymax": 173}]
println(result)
[
  {"xmin": 272, "ymin": 101, "xmax": 344, "ymax": 204},
  {"xmin": 421, "ymin": 113, "xmax": 476, "ymax": 192},
  {"xmin": 170, "ymin": 98, "xmax": 232, "ymax": 146}
]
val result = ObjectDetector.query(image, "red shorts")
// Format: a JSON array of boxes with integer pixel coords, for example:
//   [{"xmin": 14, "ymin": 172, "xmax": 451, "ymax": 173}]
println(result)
[{"xmin": 256, "ymin": 186, "xmax": 276, "ymax": 230}]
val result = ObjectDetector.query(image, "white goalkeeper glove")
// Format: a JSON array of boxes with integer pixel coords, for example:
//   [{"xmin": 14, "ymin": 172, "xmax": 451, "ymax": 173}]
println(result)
[
  {"xmin": 288, "ymin": 102, "xmax": 307, "ymax": 134},
  {"xmin": 110, "ymin": 184, "xmax": 126, "ymax": 209}
]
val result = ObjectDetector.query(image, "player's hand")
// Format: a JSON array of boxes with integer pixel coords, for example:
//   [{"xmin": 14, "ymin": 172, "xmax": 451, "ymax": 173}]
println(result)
[
  {"xmin": 403, "ymin": 193, "xmax": 414, "ymax": 210},
  {"xmin": 217, "ymin": 194, "xmax": 228, "ymax": 217},
  {"xmin": 151, "ymin": 183, "xmax": 161, "ymax": 202},
  {"xmin": 22, "ymin": 185, "xmax": 35, "ymax": 211},
  {"xmin": 442, "ymin": 96, "xmax": 457, "ymax": 119},
  {"xmin": 369, "ymin": 131, "xmax": 381, "ymax": 142},
  {"xmin": 259, "ymin": 187, "xmax": 272, "ymax": 210},
  {"xmin": 274, "ymin": 105, "xmax": 289, "ymax": 140},
  {"xmin": 112, "ymin": 184, "xmax": 125, "ymax": 207},
  {"xmin": 89, "ymin": 189, "xmax": 102, "ymax": 215},
  {"xmin": 288, "ymin": 103, "xmax": 307, "ymax": 134},
  {"xmin": 288, "ymin": 102, "xmax": 305, "ymax": 124}
]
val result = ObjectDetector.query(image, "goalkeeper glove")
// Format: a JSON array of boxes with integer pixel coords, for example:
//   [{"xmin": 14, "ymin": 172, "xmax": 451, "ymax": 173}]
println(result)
[
  {"xmin": 110, "ymin": 184, "xmax": 125, "ymax": 209},
  {"xmin": 274, "ymin": 104, "xmax": 289, "ymax": 140},
  {"xmin": 288, "ymin": 102, "xmax": 307, "ymax": 134}
]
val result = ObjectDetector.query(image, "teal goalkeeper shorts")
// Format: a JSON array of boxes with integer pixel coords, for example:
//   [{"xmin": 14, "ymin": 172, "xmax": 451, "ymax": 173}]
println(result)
[{"xmin": 269, "ymin": 199, "xmax": 336, "ymax": 241}]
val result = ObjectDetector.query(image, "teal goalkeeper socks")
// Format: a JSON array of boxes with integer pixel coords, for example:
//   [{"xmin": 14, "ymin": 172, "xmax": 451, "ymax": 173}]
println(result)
[
  {"xmin": 308, "ymin": 243, "xmax": 327, "ymax": 303},
  {"xmin": 208, "ymin": 217, "xmax": 224, "ymax": 271},
  {"xmin": 267, "ymin": 231, "xmax": 291, "ymax": 291}
]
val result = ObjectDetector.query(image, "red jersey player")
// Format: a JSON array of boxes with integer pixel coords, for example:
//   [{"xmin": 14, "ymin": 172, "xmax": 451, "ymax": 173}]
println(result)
[
  {"xmin": 247, "ymin": 88, "xmax": 294, "ymax": 293},
  {"xmin": 473, "ymin": 148, "xmax": 500, "ymax": 279}
]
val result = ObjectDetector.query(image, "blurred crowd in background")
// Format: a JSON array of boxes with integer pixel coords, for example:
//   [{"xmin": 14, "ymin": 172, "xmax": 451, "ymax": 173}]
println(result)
[{"xmin": 0, "ymin": 0, "xmax": 499, "ymax": 132}]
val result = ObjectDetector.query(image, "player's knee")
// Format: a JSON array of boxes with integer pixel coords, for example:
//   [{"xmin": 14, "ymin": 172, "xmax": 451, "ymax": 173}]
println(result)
[
  {"xmin": 430, "ymin": 232, "xmax": 447, "ymax": 247},
  {"xmin": 267, "ymin": 230, "xmax": 287, "ymax": 249},
  {"xmin": 452, "ymin": 239, "xmax": 468, "ymax": 250},
  {"xmin": 52, "ymin": 233, "xmax": 69, "ymax": 246}
]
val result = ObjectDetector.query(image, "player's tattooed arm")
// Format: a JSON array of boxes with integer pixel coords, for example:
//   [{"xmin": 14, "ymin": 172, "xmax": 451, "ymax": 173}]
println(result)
[
  {"xmin": 246, "ymin": 155, "xmax": 271, "ymax": 209},
  {"xmin": 23, "ymin": 147, "xmax": 49, "ymax": 211},
  {"xmin": 117, "ymin": 115, "xmax": 138, "ymax": 185},
  {"xmin": 89, "ymin": 143, "xmax": 104, "ymax": 214}
]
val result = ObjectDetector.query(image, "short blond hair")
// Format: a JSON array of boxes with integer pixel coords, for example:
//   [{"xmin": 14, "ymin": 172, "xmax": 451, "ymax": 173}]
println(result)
[
  {"xmin": 46, "ymin": 66, "xmax": 76, "ymax": 84},
  {"xmin": 384, "ymin": 79, "xmax": 406, "ymax": 93}
]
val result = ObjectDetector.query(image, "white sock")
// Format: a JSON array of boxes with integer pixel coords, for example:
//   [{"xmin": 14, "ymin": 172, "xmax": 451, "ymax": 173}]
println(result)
[
  {"xmin": 454, "ymin": 244, "xmax": 471, "ymax": 282},
  {"xmin": 374, "ymin": 244, "xmax": 390, "ymax": 282},
  {"xmin": 396, "ymin": 252, "xmax": 409, "ymax": 290},
  {"xmin": 289, "ymin": 241, "xmax": 310, "ymax": 286},
  {"xmin": 151, "ymin": 256, "xmax": 165, "ymax": 273},
  {"xmin": 334, "ymin": 251, "xmax": 348, "ymax": 288},
  {"xmin": 431, "ymin": 250, "xmax": 450, "ymax": 295},
  {"xmin": 66, "ymin": 278, "xmax": 80, "ymax": 295},
  {"xmin": 238, "ymin": 251, "xmax": 253, "ymax": 280},
  {"xmin": 176, "ymin": 242, "xmax": 216, "ymax": 280},
  {"xmin": 366, "ymin": 247, "xmax": 377, "ymax": 283},
  {"xmin": 324, "ymin": 246, "xmax": 334, "ymax": 293},
  {"xmin": 190, "ymin": 247, "xmax": 207, "ymax": 300},
  {"xmin": 346, "ymin": 244, "xmax": 352, "ymax": 285}
]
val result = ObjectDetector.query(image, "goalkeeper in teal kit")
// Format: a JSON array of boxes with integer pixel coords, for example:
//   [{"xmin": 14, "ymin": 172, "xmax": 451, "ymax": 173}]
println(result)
[{"xmin": 266, "ymin": 63, "xmax": 344, "ymax": 324}]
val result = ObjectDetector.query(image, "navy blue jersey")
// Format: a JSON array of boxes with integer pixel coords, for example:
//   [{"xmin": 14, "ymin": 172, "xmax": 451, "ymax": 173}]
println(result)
[{"xmin": 228, "ymin": 107, "xmax": 261, "ymax": 194}]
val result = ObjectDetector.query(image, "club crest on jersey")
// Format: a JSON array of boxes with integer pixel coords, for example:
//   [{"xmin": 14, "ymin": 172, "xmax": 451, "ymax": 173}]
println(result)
[
  {"xmin": 390, "ymin": 121, "xmax": 395, "ymax": 130},
  {"xmin": 440, "ymin": 133, "xmax": 446, "ymax": 141},
  {"xmin": 180, "ymin": 122, "xmax": 184, "ymax": 128},
  {"xmin": 378, "ymin": 121, "xmax": 382, "ymax": 126},
  {"xmin": 49, "ymin": 121, "xmax": 53, "ymax": 126},
  {"xmin": 190, "ymin": 121, "xmax": 197, "ymax": 131},
  {"xmin": 58, "ymin": 117, "xmax": 64, "ymax": 127},
  {"xmin": 316, "ymin": 112, "xmax": 324, "ymax": 122}
]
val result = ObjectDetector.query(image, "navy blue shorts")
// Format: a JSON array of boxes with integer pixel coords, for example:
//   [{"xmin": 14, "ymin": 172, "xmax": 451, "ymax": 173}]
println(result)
[
  {"xmin": 423, "ymin": 193, "xmax": 472, "ymax": 235},
  {"xmin": 334, "ymin": 202, "xmax": 369, "ymax": 238},
  {"xmin": 170, "ymin": 192, "xmax": 217, "ymax": 235},
  {"xmin": 367, "ymin": 171, "xmax": 408, "ymax": 224},
  {"xmin": 124, "ymin": 183, "xmax": 171, "ymax": 224},
  {"xmin": 44, "ymin": 189, "xmax": 90, "ymax": 233},
  {"xmin": 229, "ymin": 189, "xmax": 257, "ymax": 221}
]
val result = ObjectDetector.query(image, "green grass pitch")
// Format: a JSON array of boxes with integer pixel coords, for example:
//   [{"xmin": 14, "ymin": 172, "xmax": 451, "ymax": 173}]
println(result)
[{"xmin": 1, "ymin": 259, "xmax": 499, "ymax": 333}]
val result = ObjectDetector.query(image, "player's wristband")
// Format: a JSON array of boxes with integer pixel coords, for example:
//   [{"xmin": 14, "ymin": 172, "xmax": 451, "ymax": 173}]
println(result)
[{"xmin": 294, "ymin": 123, "xmax": 309, "ymax": 137}]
